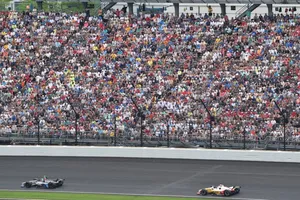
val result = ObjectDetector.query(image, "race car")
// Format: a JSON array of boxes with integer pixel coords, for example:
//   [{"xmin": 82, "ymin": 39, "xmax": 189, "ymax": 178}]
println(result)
[
  {"xmin": 21, "ymin": 176, "xmax": 65, "ymax": 189},
  {"xmin": 197, "ymin": 184, "xmax": 241, "ymax": 197}
]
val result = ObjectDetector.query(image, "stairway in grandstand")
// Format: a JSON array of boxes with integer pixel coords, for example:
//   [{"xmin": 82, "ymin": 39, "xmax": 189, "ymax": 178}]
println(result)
[
  {"xmin": 102, "ymin": 2, "xmax": 117, "ymax": 13},
  {"xmin": 235, "ymin": 4, "xmax": 261, "ymax": 19}
]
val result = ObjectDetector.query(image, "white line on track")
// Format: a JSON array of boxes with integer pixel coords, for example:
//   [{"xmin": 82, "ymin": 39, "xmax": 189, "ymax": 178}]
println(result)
[
  {"xmin": 149, "ymin": 165, "xmax": 223, "ymax": 194},
  {"xmin": 0, "ymin": 189, "xmax": 269, "ymax": 200}
]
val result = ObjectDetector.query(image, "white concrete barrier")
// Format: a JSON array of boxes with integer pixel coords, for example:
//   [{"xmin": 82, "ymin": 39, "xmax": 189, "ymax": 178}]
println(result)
[{"xmin": 0, "ymin": 146, "xmax": 299, "ymax": 163}]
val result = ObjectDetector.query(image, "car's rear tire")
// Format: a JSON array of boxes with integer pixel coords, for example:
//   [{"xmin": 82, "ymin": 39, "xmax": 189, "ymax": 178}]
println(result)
[
  {"xmin": 24, "ymin": 182, "xmax": 31, "ymax": 188},
  {"xmin": 48, "ymin": 183, "xmax": 55, "ymax": 189},
  {"xmin": 224, "ymin": 190, "xmax": 231, "ymax": 197},
  {"xmin": 200, "ymin": 190, "xmax": 207, "ymax": 196}
]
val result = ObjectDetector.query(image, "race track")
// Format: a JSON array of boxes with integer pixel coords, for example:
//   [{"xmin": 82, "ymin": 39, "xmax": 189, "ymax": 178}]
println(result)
[{"xmin": 0, "ymin": 157, "xmax": 299, "ymax": 200}]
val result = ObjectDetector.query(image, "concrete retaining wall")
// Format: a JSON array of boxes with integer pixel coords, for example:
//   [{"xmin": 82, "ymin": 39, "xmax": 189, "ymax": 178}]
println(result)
[{"xmin": 0, "ymin": 146, "xmax": 299, "ymax": 163}]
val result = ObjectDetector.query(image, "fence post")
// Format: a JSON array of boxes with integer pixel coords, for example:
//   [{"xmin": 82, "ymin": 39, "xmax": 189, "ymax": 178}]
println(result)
[
  {"xmin": 283, "ymin": 118, "xmax": 286, "ymax": 151},
  {"xmin": 243, "ymin": 128, "xmax": 246, "ymax": 150},
  {"xmin": 37, "ymin": 120, "xmax": 40, "ymax": 145},
  {"xmin": 114, "ymin": 114, "xmax": 117, "ymax": 146},
  {"xmin": 273, "ymin": 100, "xmax": 288, "ymax": 151},
  {"xmin": 140, "ymin": 114, "xmax": 143, "ymax": 147},
  {"xmin": 199, "ymin": 99, "xmax": 213, "ymax": 148},
  {"xmin": 167, "ymin": 118, "xmax": 170, "ymax": 147}
]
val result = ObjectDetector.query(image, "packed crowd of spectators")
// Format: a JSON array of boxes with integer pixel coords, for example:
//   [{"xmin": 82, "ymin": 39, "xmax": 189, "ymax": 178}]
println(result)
[{"xmin": 0, "ymin": 8, "xmax": 299, "ymax": 143}]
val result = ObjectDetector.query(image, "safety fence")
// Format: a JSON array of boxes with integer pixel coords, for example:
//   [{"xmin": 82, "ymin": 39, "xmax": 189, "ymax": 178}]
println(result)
[{"xmin": 1, "ymin": 129, "xmax": 300, "ymax": 151}]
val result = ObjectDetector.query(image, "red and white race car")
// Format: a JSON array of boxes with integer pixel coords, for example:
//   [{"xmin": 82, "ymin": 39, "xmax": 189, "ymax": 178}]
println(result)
[{"xmin": 197, "ymin": 184, "xmax": 241, "ymax": 197}]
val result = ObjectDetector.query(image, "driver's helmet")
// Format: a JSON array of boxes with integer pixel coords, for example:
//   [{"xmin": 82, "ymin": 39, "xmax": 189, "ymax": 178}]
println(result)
[
  {"xmin": 219, "ymin": 184, "xmax": 224, "ymax": 187},
  {"xmin": 41, "ymin": 176, "xmax": 47, "ymax": 182}
]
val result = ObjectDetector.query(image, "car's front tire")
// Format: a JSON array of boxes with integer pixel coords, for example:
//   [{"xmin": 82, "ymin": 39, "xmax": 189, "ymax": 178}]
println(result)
[
  {"xmin": 58, "ymin": 180, "xmax": 63, "ymax": 186},
  {"xmin": 200, "ymin": 190, "xmax": 207, "ymax": 196},
  {"xmin": 24, "ymin": 182, "xmax": 31, "ymax": 188},
  {"xmin": 224, "ymin": 190, "xmax": 231, "ymax": 197}
]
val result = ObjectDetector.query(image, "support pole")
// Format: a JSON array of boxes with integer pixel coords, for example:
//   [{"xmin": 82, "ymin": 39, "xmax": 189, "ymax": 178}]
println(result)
[
  {"xmin": 128, "ymin": 2, "xmax": 134, "ymax": 15},
  {"xmin": 267, "ymin": 4, "xmax": 273, "ymax": 16},
  {"xmin": 36, "ymin": 0, "xmax": 43, "ymax": 11},
  {"xmin": 173, "ymin": 3, "xmax": 179, "ymax": 17},
  {"xmin": 220, "ymin": 4, "xmax": 226, "ymax": 17},
  {"xmin": 82, "ymin": 2, "xmax": 88, "ymax": 9}
]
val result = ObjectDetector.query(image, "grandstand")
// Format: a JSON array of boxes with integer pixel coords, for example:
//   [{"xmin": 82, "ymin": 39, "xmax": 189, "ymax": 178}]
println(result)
[
  {"xmin": 30, "ymin": 0, "xmax": 300, "ymax": 18},
  {"xmin": 0, "ymin": 0, "xmax": 299, "ymax": 150}
]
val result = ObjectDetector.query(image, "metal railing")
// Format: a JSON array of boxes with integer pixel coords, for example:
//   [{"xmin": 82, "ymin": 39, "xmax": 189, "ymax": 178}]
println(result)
[
  {"xmin": 235, "ymin": 4, "xmax": 250, "ymax": 18},
  {"xmin": 101, "ymin": 2, "xmax": 109, "ymax": 9}
]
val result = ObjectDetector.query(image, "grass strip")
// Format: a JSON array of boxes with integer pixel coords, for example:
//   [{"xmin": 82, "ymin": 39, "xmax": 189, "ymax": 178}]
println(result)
[{"xmin": 0, "ymin": 191, "xmax": 219, "ymax": 200}]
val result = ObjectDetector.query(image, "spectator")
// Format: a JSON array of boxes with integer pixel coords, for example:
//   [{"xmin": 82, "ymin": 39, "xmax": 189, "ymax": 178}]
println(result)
[{"xmin": 0, "ymin": 9, "xmax": 299, "ymax": 143}]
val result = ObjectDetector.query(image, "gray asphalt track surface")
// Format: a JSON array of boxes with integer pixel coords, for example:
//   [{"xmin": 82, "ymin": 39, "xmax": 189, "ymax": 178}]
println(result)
[{"xmin": 0, "ymin": 157, "xmax": 299, "ymax": 200}]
